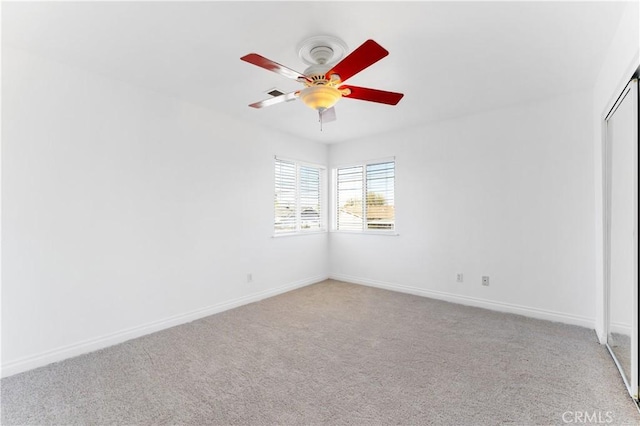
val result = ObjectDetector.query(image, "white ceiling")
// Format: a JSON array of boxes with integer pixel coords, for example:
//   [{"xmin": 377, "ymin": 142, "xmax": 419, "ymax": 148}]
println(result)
[{"xmin": 2, "ymin": 1, "xmax": 629, "ymax": 143}]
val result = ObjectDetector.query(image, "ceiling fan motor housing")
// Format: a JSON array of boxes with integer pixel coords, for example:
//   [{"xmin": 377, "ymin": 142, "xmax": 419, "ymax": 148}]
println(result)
[{"xmin": 302, "ymin": 64, "xmax": 337, "ymax": 85}]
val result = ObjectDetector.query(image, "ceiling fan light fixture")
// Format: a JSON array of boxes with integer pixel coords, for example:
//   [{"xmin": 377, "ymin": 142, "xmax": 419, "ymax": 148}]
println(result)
[{"xmin": 299, "ymin": 85, "xmax": 342, "ymax": 111}]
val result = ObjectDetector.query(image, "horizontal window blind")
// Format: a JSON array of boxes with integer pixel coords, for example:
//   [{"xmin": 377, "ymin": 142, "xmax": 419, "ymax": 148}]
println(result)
[
  {"xmin": 336, "ymin": 166, "xmax": 364, "ymax": 231},
  {"xmin": 335, "ymin": 161, "xmax": 395, "ymax": 232},
  {"xmin": 299, "ymin": 165, "xmax": 322, "ymax": 231},
  {"xmin": 274, "ymin": 159, "xmax": 297, "ymax": 233},
  {"xmin": 366, "ymin": 162, "xmax": 395, "ymax": 230},
  {"xmin": 274, "ymin": 157, "xmax": 325, "ymax": 234}
]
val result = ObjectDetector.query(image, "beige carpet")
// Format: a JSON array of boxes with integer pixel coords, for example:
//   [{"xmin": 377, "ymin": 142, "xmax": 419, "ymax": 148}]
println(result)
[{"xmin": 1, "ymin": 280, "xmax": 639, "ymax": 425}]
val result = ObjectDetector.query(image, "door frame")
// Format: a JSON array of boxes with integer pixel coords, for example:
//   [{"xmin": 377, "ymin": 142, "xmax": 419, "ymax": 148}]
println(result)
[{"xmin": 603, "ymin": 76, "xmax": 639, "ymax": 400}]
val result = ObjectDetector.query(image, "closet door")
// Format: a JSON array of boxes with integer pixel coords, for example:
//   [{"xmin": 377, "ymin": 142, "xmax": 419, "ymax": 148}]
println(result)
[{"xmin": 605, "ymin": 78, "xmax": 638, "ymax": 399}]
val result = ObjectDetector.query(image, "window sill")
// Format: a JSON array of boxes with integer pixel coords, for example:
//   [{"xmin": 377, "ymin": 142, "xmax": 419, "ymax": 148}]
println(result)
[
  {"xmin": 329, "ymin": 230, "xmax": 399, "ymax": 236},
  {"xmin": 272, "ymin": 230, "xmax": 328, "ymax": 238}
]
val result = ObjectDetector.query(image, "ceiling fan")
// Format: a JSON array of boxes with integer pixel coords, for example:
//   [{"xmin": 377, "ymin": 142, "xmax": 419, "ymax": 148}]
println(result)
[{"xmin": 241, "ymin": 36, "xmax": 404, "ymax": 127}]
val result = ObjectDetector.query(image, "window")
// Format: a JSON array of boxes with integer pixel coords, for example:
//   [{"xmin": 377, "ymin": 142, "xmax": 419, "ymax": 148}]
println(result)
[
  {"xmin": 334, "ymin": 160, "xmax": 395, "ymax": 232},
  {"xmin": 274, "ymin": 157, "xmax": 325, "ymax": 235}
]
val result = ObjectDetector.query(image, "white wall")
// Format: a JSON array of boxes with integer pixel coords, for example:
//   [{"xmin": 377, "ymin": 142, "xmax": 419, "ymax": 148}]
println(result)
[
  {"xmin": 3, "ymin": 2, "xmax": 636, "ymax": 376},
  {"xmin": 1, "ymin": 47, "xmax": 329, "ymax": 377},
  {"xmin": 329, "ymin": 90, "xmax": 597, "ymax": 327},
  {"xmin": 592, "ymin": 1, "xmax": 639, "ymax": 343}
]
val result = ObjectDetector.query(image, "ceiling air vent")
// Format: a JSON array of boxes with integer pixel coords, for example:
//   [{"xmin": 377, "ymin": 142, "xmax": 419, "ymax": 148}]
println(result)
[{"xmin": 266, "ymin": 88, "xmax": 285, "ymax": 97}]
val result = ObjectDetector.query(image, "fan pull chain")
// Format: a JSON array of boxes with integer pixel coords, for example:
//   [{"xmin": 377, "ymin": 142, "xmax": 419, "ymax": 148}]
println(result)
[{"xmin": 319, "ymin": 110, "xmax": 323, "ymax": 131}]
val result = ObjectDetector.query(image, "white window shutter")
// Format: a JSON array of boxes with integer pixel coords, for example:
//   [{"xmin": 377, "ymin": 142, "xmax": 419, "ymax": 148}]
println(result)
[
  {"xmin": 335, "ymin": 161, "xmax": 395, "ymax": 232},
  {"xmin": 274, "ymin": 157, "xmax": 325, "ymax": 234}
]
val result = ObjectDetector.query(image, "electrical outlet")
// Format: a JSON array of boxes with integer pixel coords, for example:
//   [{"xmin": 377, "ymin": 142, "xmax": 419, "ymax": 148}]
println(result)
[
  {"xmin": 247, "ymin": 273, "xmax": 253, "ymax": 283},
  {"xmin": 456, "ymin": 273, "xmax": 464, "ymax": 283},
  {"xmin": 482, "ymin": 276, "xmax": 490, "ymax": 286}
]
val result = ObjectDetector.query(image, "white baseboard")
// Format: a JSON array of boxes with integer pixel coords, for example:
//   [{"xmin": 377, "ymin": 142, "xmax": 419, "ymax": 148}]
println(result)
[
  {"xmin": 1, "ymin": 275, "xmax": 327, "ymax": 378},
  {"xmin": 610, "ymin": 322, "xmax": 633, "ymax": 336},
  {"xmin": 330, "ymin": 273, "xmax": 595, "ymax": 329}
]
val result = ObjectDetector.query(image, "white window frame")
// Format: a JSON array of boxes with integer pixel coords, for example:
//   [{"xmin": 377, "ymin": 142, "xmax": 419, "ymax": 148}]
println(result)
[
  {"xmin": 331, "ymin": 157, "xmax": 398, "ymax": 235},
  {"xmin": 274, "ymin": 156, "xmax": 327, "ymax": 236}
]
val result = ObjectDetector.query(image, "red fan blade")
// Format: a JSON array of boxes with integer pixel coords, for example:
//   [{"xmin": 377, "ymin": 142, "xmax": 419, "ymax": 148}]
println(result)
[
  {"xmin": 249, "ymin": 91, "xmax": 299, "ymax": 109},
  {"xmin": 325, "ymin": 40, "xmax": 389, "ymax": 83},
  {"xmin": 341, "ymin": 85, "xmax": 404, "ymax": 105},
  {"xmin": 241, "ymin": 53, "xmax": 310, "ymax": 82}
]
